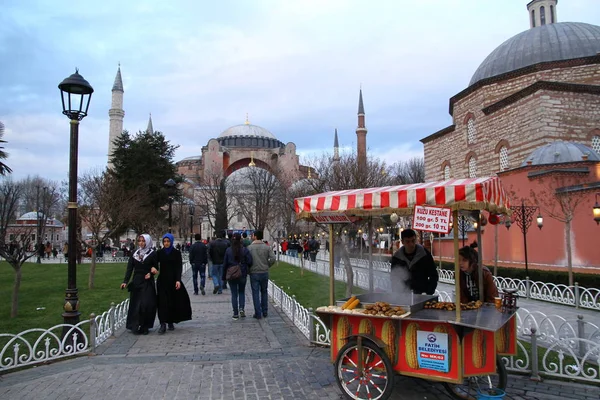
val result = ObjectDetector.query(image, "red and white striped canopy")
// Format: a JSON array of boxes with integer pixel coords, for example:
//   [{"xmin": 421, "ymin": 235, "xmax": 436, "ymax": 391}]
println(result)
[{"xmin": 294, "ymin": 177, "xmax": 511, "ymax": 219}]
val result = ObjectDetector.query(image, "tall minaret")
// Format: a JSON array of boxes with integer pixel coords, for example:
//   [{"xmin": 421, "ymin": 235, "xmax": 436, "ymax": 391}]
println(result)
[
  {"xmin": 108, "ymin": 65, "xmax": 124, "ymax": 168},
  {"xmin": 146, "ymin": 113, "xmax": 154, "ymax": 134},
  {"xmin": 356, "ymin": 88, "xmax": 367, "ymax": 170},
  {"xmin": 527, "ymin": 0, "xmax": 557, "ymax": 28},
  {"xmin": 333, "ymin": 128, "xmax": 340, "ymax": 163}
]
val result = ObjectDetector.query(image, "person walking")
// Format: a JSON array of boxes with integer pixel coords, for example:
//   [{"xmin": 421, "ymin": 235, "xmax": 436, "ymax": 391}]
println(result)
[
  {"xmin": 223, "ymin": 233, "xmax": 253, "ymax": 320},
  {"xmin": 308, "ymin": 235, "xmax": 319, "ymax": 262},
  {"xmin": 120, "ymin": 234, "xmax": 158, "ymax": 335},
  {"xmin": 189, "ymin": 233, "xmax": 208, "ymax": 295},
  {"xmin": 242, "ymin": 232, "xmax": 252, "ymax": 247},
  {"xmin": 208, "ymin": 231, "xmax": 229, "ymax": 294},
  {"xmin": 390, "ymin": 229, "xmax": 438, "ymax": 295},
  {"xmin": 247, "ymin": 230, "xmax": 275, "ymax": 319},
  {"xmin": 156, "ymin": 233, "xmax": 192, "ymax": 334}
]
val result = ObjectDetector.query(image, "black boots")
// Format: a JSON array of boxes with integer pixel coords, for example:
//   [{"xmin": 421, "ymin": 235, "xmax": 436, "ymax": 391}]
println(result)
[
  {"xmin": 168, "ymin": 323, "xmax": 175, "ymax": 331},
  {"xmin": 158, "ymin": 323, "xmax": 166, "ymax": 334}
]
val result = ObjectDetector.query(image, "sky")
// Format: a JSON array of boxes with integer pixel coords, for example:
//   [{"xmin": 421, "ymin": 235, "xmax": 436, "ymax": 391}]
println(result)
[{"xmin": 1, "ymin": 0, "xmax": 599, "ymax": 182}]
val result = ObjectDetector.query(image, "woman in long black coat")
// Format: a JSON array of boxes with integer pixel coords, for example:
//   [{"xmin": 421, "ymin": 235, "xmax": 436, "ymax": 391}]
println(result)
[
  {"xmin": 156, "ymin": 233, "xmax": 192, "ymax": 334},
  {"xmin": 120, "ymin": 234, "xmax": 158, "ymax": 335}
]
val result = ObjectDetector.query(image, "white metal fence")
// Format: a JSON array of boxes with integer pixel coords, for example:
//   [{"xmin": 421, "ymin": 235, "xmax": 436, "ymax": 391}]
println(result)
[
  {"xmin": 0, "ymin": 260, "xmax": 190, "ymax": 373},
  {"xmin": 271, "ymin": 255, "xmax": 600, "ymax": 384}
]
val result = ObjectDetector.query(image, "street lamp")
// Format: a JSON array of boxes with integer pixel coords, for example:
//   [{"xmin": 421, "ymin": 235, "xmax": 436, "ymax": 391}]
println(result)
[
  {"xmin": 58, "ymin": 69, "xmax": 94, "ymax": 326},
  {"xmin": 508, "ymin": 200, "xmax": 543, "ymax": 277},
  {"xmin": 594, "ymin": 193, "xmax": 600, "ymax": 225},
  {"xmin": 164, "ymin": 178, "xmax": 176, "ymax": 233},
  {"xmin": 188, "ymin": 203, "xmax": 195, "ymax": 245}
]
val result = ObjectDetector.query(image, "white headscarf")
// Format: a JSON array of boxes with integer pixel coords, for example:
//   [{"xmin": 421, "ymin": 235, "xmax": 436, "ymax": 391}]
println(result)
[{"xmin": 133, "ymin": 234, "xmax": 154, "ymax": 261}]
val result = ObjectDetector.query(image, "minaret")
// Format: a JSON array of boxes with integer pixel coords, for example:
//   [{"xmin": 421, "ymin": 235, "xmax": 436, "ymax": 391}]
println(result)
[
  {"xmin": 108, "ymin": 65, "xmax": 124, "ymax": 168},
  {"xmin": 146, "ymin": 113, "xmax": 154, "ymax": 134},
  {"xmin": 527, "ymin": 0, "xmax": 557, "ymax": 28},
  {"xmin": 333, "ymin": 128, "xmax": 340, "ymax": 163},
  {"xmin": 356, "ymin": 88, "xmax": 367, "ymax": 170}
]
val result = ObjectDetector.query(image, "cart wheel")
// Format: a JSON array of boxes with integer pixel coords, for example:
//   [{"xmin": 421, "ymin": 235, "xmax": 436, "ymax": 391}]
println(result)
[
  {"xmin": 443, "ymin": 355, "xmax": 507, "ymax": 400},
  {"xmin": 335, "ymin": 340, "xmax": 394, "ymax": 400}
]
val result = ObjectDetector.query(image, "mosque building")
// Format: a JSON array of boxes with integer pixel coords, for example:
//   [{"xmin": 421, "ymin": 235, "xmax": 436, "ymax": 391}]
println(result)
[{"xmin": 421, "ymin": 0, "xmax": 600, "ymax": 272}]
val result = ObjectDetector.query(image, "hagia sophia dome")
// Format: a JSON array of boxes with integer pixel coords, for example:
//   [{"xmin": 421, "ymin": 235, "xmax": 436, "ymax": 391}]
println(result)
[
  {"xmin": 470, "ymin": 21, "xmax": 600, "ymax": 86},
  {"xmin": 218, "ymin": 123, "xmax": 277, "ymax": 140}
]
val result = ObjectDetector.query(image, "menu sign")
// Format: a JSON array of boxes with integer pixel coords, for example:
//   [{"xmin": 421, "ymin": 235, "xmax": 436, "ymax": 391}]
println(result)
[
  {"xmin": 417, "ymin": 330, "xmax": 449, "ymax": 372},
  {"xmin": 412, "ymin": 206, "xmax": 451, "ymax": 233},
  {"xmin": 313, "ymin": 213, "xmax": 353, "ymax": 224}
]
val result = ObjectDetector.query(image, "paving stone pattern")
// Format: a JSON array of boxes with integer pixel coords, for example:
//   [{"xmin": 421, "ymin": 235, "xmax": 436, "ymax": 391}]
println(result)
[{"xmin": 0, "ymin": 271, "xmax": 597, "ymax": 400}]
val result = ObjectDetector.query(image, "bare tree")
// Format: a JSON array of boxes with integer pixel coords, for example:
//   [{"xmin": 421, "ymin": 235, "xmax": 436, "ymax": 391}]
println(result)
[
  {"xmin": 391, "ymin": 157, "xmax": 425, "ymax": 184},
  {"xmin": 530, "ymin": 172, "xmax": 590, "ymax": 286},
  {"xmin": 195, "ymin": 168, "xmax": 242, "ymax": 235},
  {"xmin": 0, "ymin": 178, "xmax": 36, "ymax": 317}
]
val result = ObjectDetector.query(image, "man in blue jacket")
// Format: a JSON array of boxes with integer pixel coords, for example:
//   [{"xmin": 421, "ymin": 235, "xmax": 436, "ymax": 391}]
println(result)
[{"xmin": 189, "ymin": 233, "xmax": 208, "ymax": 295}]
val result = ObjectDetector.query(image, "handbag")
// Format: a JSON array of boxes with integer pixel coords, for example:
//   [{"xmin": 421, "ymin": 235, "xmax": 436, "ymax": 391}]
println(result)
[{"xmin": 226, "ymin": 264, "xmax": 242, "ymax": 280}]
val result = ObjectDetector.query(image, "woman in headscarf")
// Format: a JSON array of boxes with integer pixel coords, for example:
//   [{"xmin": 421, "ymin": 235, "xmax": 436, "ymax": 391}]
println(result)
[
  {"xmin": 222, "ymin": 233, "xmax": 253, "ymax": 320},
  {"xmin": 120, "ymin": 234, "xmax": 158, "ymax": 335},
  {"xmin": 156, "ymin": 233, "xmax": 192, "ymax": 334}
]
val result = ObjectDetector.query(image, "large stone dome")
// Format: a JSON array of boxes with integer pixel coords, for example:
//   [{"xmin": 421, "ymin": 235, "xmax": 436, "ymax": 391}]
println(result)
[
  {"xmin": 218, "ymin": 123, "xmax": 277, "ymax": 140},
  {"xmin": 470, "ymin": 22, "xmax": 600, "ymax": 86},
  {"xmin": 522, "ymin": 141, "xmax": 600, "ymax": 166}
]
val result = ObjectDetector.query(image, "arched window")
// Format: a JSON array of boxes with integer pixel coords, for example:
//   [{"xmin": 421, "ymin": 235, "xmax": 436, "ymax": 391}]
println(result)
[
  {"xmin": 531, "ymin": 10, "xmax": 536, "ymax": 27},
  {"xmin": 499, "ymin": 146, "xmax": 509, "ymax": 171},
  {"xmin": 550, "ymin": 5, "xmax": 555, "ymax": 23},
  {"xmin": 592, "ymin": 135, "xmax": 600, "ymax": 153},
  {"xmin": 444, "ymin": 165, "xmax": 451, "ymax": 180},
  {"xmin": 467, "ymin": 118, "xmax": 476, "ymax": 144},
  {"xmin": 468, "ymin": 157, "xmax": 477, "ymax": 178},
  {"xmin": 540, "ymin": 6, "xmax": 546, "ymax": 25}
]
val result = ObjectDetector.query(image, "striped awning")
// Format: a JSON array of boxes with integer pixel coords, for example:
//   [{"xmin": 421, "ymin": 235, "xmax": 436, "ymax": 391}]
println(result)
[{"xmin": 294, "ymin": 177, "xmax": 511, "ymax": 219}]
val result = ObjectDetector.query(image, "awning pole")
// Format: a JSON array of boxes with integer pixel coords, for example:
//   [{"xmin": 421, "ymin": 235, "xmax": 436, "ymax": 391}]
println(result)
[
  {"xmin": 368, "ymin": 217, "xmax": 374, "ymax": 293},
  {"xmin": 477, "ymin": 211, "xmax": 484, "ymax": 301},
  {"xmin": 453, "ymin": 210, "xmax": 461, "ymax": 320},
  {"xmin": 329, "ymin": 224, "xmax": 335, "ymax": 306}
]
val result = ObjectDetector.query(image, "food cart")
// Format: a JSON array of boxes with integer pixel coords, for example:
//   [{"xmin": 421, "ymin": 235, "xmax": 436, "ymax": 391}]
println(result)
[{"xmin": 294, "ymin": 177, "xmax": 518, "ymax": 400}]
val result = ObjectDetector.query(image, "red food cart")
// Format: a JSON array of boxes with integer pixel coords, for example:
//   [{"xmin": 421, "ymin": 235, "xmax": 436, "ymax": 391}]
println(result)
[{"xmin": 294, "ymin": 177, "xmax": 518, "ymax": 400}]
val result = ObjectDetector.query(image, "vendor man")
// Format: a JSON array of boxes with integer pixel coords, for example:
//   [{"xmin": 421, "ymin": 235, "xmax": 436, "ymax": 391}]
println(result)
[{"xmin": 390, "ymin": 229, "xmax": 438, "ymax": 295}]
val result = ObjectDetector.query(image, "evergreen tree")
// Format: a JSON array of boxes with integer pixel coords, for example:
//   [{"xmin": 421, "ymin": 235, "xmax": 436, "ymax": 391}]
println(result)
[{"xmin": 0, "ymin": 121, "xmax": 12, "ymax": 175}]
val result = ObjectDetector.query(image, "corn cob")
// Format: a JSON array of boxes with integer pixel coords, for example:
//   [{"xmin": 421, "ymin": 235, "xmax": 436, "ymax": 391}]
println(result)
[
  {"xmin": 341, "ymin": 296, "xmax": 357, "ymax": 310},
  {"xmin": 404, "ymin": 322, "xmax": 420, "ymax": 369},
  {"xmin": 495, "ymin": 323, "xmax": 509, "ymax": 353},
  {"xmin": 472, "ymin": 329, "xmax": 486, "ymax": 368},
  {"xmin": 434, "ymin": 324, "xmax": 452, "ymax": 370},
  {"xmin": 346, "ymin": 298, "xmax": 361, "ymax": 310},
  {"xmin": 381, "ymin": 321, "xmax": 398, "ymax": 366},
  {"xmin": 336, "ymin": 317, "xmax": 351, "ymax": 352},
  {"xmin": 358, "ymin": 318, "xmax": 374, "ymax": 335}
]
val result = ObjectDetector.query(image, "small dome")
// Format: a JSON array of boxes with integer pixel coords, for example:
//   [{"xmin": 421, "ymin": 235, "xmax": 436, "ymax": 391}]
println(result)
[
  {"xmin": 522, "ymin": 141, "xmax": 600, "ymax": 166},
  {"xmin": 178, "ymin": 155, "xmax": 201, "ymax": 162},
  {"xmin": 18, "ymin": 211, "xmax": 46, "ymax": 220},
  {"xmin": 218, "ymin": 124, "xmax": 276, "ymax": 140},
  {"xmin": 470, "ymin": 22, "xmax": 600, "ymax": 86}
]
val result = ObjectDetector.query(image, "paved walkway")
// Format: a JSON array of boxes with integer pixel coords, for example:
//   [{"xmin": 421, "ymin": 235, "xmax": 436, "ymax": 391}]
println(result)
[{"xmin": 0, "ymin": 271, "xmax": 598, "ymax": 399}]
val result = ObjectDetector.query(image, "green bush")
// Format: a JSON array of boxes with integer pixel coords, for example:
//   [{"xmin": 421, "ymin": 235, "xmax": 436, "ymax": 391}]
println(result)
[{"xmin": 438, "ymin": 261, "xmax": 598, "ymax": 288}]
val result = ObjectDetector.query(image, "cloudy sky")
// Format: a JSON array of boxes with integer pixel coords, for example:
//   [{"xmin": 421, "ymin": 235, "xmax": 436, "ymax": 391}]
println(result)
[{"xmin": 1, "ymin": 0, "xmax": 599, "ymax": 181}]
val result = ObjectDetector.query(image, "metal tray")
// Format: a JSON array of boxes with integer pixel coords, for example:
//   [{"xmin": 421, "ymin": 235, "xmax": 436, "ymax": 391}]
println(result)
[{"xmin": 336, "ymin": 293, "xmax": 438, "ymax": 313}]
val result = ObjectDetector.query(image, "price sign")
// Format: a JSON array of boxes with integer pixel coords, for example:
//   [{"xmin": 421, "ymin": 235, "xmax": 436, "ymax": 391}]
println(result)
[{"xmin": 412, "ymin": 205, "xmax": 451, "ymax": 234}]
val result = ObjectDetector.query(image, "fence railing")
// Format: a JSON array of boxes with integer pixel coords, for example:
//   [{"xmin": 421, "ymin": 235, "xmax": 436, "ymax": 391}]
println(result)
[
  {"xmin": 272, "ymin": 256, "xmax": 600, "ymax": 384},
  {"xmin": 0, "ymin": 261, "xmax": 191, "ymax": 373},
  {"xmin": 287, "ymin": 254, "xmax": 600, "ymax": 311}
]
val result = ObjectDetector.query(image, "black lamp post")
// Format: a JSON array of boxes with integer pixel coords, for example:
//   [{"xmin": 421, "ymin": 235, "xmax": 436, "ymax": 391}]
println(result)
[
  {"xmin": 593, "ymin": 193, "xmax": 600, "ymax": 225},
  {"xmin": 165, "ymin": 178, "xmax": 176, "ymax": 233},
  {"xmin": 189, "ymin": 203, "xmax": 195, "ymax": 245},
  {"xmin": 507, "ymin": 200, "xmax": 543, "ymax": 277},
  {"xmin": 58, "ymin": 69, "xmax": 93, "ymax": 326}
]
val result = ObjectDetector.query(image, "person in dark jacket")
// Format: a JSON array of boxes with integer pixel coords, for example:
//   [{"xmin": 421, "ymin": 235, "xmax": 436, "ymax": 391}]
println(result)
[
  {"xmin": 208, "ymin": 232, "xmax": 230, "ymax": 294},
  {"xmin": 156, "ymin": 233, "xmax": 192, "ymax": 334},
  {"xmin": 120, "ymin": 234, "xmax": 158, "ymax": 335},
  {"xmin": 189, "ymin": 233, "xmax": 208, "ymax": 295},
  {"xmin": 458, "ymin": 243, "xmax": 498, "ymax": 303},
  {"xmin": 222, "ymin": 233, "xmax": 253, "ymax": 320},
  {"xmin": 390, "ymin": 229, "xmax": 438, "ymax": 295}
]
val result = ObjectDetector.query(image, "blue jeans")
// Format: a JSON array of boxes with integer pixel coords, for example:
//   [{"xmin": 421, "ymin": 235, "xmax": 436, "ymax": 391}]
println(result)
[
  {"xmin": 288, "ymin": 249, "xmax": 297, "ymax": 258},
  {"xmin": 250, "ymin": 272, "xmax": 269, "ymax": 317},
  {"xmin": 211, "ymin": 264, "xmax": 223, "ymax": 292},
  {"xmin": 229, "ymin": 276, "xmax": 247, "ymax": 315},
  {"xmin": 191, "ymin": 263, "xmax": 206, "ymax": 293}
]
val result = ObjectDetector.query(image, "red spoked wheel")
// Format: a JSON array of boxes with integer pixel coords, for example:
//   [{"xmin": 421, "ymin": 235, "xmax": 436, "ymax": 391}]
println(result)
[{"xmin": 334, "ymin": 340, "xmax": 394, "ymax": 400}]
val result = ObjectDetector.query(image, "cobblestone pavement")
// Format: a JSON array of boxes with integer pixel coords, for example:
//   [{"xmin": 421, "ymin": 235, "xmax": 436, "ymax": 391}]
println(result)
[{"xmin": 0, "ymin": 272, "xmax": 598, "ymax": 400}]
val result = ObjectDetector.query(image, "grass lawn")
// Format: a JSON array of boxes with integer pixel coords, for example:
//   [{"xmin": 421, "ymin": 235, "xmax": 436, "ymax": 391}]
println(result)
[
  {"xmin": 269, "ymin": 260, "xmax": 365, "ymax": 310},
  {"xmin": 0, "ymin": 261, "xmax": 129, "ymax": 335}
]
